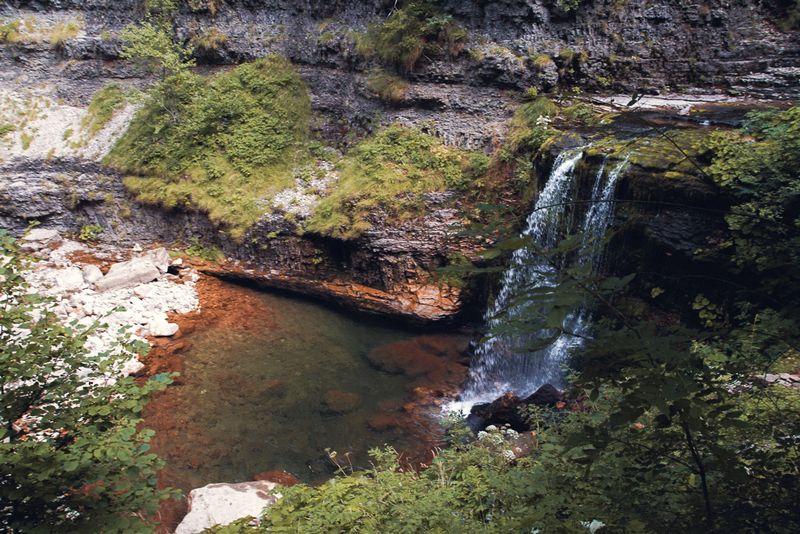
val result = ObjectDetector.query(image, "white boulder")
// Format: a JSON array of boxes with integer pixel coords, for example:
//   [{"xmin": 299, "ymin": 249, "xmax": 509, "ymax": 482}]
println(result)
[
  {"xmin": 140, "ymin": 247, "xmax": 170, "ymax": 273},
  {"xmin": 133, "ymin": 284, "xmax": 154, "ymax": 299},
  {"xmin": 147, "ymin": 318, "xmax": 179, "ymax": 337},
  {"xmin": 175, "ymin": 481, "xmax": 280, "ymax": 534},
  {"xmin": 95, "ymin": 258, "xmax": 160, "ymax": 292},
  {"xmin": 55, "ymin": 267, "xmax": 85, "ymax": 292},
  {"xmin": 82, "ymin": 264, "xmax": 104, "ymax": 285}
]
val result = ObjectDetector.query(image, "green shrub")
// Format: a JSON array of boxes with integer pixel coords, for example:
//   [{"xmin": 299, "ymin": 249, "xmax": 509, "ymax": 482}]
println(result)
[
  {"xmin": 306, "ymin": 125, "xmax": 486, "ymax": 238},
  {"xmin": 366, "ymin": 69, "xmax": 409, "ymax": 103},
  {"xmin": 184, "ymin": 236, "xmax": 224, "ymax": 262},
  {"xmin": 780, "ymin": 0, "xmax": 800, "ymax": 30},
  {"xmin": 107, "ymin": 56, "xmax": 311, "ymax": 238},
  {"xmin": 78, "ymin": 223, "xmax": 104, "ymax": 242},
  {"xmin": 357, "ymin": 1, "xmax": 467, "ymax": 71},
  {"xmin": 20, "ymin": 132, "xmax": 32, "ymax": 150},
  {"xmin": 191, "ymin": 27, "xmax": 227, "ymax": 51},
  {"xmin": 81, "ymin": 84, "xmax": 127, "ymax": 137},
  {"xmin": 556, "ymin": 0, "xmax": 586, "ymax": 12},
  {"xmin": 120, "ymin": 21, "xmax": 195, "ymax": 77},
  {"xmin": 506, "ymin": 96, "xmax": 559, "ymax": 155},
  {"xmin": 187, "ymin": 0, "xmax": 224, "ymax": 15},
  {"xmin": 145, "ymin": 0, "xmax": 179, "ymax": 16},
  {"xmin": 705, "ymin": 106, "xmax": 800, "ymax": 293},
  {"xmin": 0, "ymin": 230, "xmax": 176, "ymax": 531}
]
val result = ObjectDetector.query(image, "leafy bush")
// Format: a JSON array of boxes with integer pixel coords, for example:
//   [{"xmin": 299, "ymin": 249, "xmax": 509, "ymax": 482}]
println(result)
[
  {"xmin": 366, "ymin": 69, "xmax": 409, "ymax": 103},
  {"xmin": 556, "ymin": 0, "xmax": 586, "ymax": 13},
  {"xmin": 187, "ymin": 0, "xmax": 224, "ymax": 15},
  {"xmin": 357, "ymin": 1, "xmax": 467, "ymax": 71},
  {"xmin": 107, "ymin": 56, "xmax": 311, "ymax": 238},
  {"xmin": 145, "ymin": 0, "xmax": 179, "ymax": 16},
  {"xmin": 306, "ymin": 125, "xmax": 486, "ymax": 238},
  {"xmin": 78, "ymin": 223, "xmax": 104, "ymax": 242},
  {"xmin": 191, "ymin": 27, "xmax": 227, "ymax": 51},
  {"xmin": 0, "ymin": 230, "xmax": 175, "ymax": 531},
  {"xmin": 778, "ymin": 0, "xmax": 800, "ymax": 30},
  {"xmin": 20, "ymin": 132, "xmax": 32, "ymax": 150},
  {"xmin": 208, "ymin": 427, "xmax": 548, "ymax": 534},
  {"xmin": 506, "ymin": 96, "xmax": 559, "ymax": 155},
  {"xmin": 120, "ymin": 21, "xmax": 195, "ymax": 77},
  {"xmin": 184, "ymin": 236, "xmax": 224, "ymax": 262},
  {"xmin": 81, "ymin": 84, "xmax": 127, "ymax": 137},
  {"xmin": 706, "ymin": 106, "xmax": 800, "ymax": 298}
]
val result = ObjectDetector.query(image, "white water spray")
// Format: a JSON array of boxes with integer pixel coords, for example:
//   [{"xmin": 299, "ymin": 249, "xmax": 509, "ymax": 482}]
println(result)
[{"xmin": 448, "ymin": 149, "xmax": 629, "ymax": 413}]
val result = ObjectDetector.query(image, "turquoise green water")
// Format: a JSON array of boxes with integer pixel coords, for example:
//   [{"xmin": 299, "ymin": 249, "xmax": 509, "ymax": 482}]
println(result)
[{"xmin": 152, "ymin": 288, "xmax": 438, "ymax": 491}]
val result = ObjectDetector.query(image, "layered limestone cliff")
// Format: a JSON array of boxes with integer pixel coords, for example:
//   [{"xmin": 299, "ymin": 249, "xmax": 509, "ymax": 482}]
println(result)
[{"xmin": 1, "ymin": 0, "xmax": 797, "ymax": 321}]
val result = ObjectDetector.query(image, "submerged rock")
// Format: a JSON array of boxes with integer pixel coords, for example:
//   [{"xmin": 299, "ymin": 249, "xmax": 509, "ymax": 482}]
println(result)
[
  {"xmin": 322, "ymin": 390, "xmax": 361, "ymax": 414},
  {"xmin": 253, "ymin": 470, "xmax": 301, "ymax": 487},
  {"xmin": 175, "ymin": 481, "xmax": 281, "ymax": 534}
]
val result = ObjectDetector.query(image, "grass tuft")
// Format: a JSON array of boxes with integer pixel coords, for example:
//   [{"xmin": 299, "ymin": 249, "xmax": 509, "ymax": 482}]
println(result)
[
  {"xmin": 49, "ymin": 20, "xmax": 82, "ymax": 50},
  {"xmin": 366, "ymin": 69, "xmax": 409, "ymax": 103},
  {"xmin": 81, "ymin": 84, "xmax": 127, "ymax": 137},
  {"xmin": 306, "ymin": 124, "xmax": 488, "ymax": 238}
]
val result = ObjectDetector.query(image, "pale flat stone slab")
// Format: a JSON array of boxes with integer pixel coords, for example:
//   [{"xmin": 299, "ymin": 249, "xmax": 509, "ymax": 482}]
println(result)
[
  {"xmin": 22, "ymin": 228, "xmax": 60, "ymax": 242},
  {"xmin": 95, "ymin": 258, "xmax": 160, "ymax": 292},
  {"xmin": 175, "ymin": 481, "xmax": 280, "ymax": 534}
]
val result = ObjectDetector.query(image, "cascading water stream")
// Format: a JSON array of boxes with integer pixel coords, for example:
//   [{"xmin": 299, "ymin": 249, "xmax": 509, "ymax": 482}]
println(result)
[{"xmin": 449, "ymin": 148, "xmax": 629, "ymax": 412}]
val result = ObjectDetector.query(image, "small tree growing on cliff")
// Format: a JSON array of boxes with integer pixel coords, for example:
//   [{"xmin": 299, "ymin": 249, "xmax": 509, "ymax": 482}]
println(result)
[
  {"xmin": 120, "ymin": 21, "xmax": 195, "ymax": 78},
  {"xmin": 0, "ymin": 230, "xmax": 176, "ymax": 531}
]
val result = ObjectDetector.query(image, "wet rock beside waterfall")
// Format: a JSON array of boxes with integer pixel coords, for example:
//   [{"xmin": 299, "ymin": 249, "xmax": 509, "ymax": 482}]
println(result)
[
  {"xmin": 321, "ymin": 390, "xmax": 361, "ymax": 414},
  {"xmin": 467, "ymin": 393, "xmax": 528, "ymax": 432},
  {"xmin": 523, "ymin": 384, "xmax": 562, "ymax": 406},
  {"xmin": 466, "ymin": 384, "xmax": 564, "ymax": 433},
  {"xmin": 175, "ymin": 481, "xmax": 281, "ymax": 534}
]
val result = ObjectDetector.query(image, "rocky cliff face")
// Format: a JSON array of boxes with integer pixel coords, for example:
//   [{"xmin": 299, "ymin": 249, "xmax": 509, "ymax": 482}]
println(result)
[{"xmin": 1, "ymin": 0, "xmax": 797, "ymax": 322}]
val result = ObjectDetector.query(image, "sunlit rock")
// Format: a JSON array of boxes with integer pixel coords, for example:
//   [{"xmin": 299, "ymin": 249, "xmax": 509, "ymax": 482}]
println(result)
[{"xmin": 175, "ymin": 481, "xmax": 280, "ymax": 534}]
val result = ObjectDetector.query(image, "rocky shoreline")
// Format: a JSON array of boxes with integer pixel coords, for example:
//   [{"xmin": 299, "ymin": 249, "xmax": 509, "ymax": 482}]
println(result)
[{"xmin": 19, "ymin": 229, "xmax": 199, "ymax": 378}]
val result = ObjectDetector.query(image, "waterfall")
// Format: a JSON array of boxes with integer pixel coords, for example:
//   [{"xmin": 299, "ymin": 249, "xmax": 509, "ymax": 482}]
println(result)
[{"xmin": 449, "ymin": 148, "xmax": 629, "ymax": 412}]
